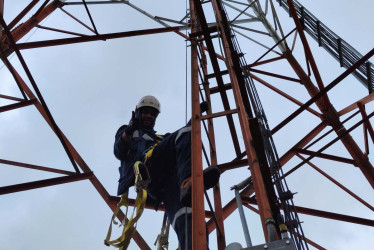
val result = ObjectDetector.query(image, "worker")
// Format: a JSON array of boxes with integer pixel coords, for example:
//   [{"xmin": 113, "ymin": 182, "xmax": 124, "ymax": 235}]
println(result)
[{"xmin": 113, "ymin": 95, "xmax": 220, "ymax": 249}]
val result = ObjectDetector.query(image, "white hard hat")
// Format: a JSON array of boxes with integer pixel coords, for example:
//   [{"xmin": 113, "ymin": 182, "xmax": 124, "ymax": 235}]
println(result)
[{"xmin": 136, "ymin": 95, "xmax": 161, "ymax": 113}]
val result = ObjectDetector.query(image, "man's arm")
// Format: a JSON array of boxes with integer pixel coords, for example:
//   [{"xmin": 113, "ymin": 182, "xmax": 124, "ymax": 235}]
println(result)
[
  {"xmin": 114, "ymin": 125, "xmax": 130, "ymax": 160},
  {"xmin": 114, "ymin": 111, "xmax": 140, "ymax": 160}
]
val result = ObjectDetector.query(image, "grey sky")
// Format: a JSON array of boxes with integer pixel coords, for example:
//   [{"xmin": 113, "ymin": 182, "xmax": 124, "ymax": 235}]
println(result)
[{"xmin": 1, "ymin": 0, "xmax": 373, "ymax": 249}]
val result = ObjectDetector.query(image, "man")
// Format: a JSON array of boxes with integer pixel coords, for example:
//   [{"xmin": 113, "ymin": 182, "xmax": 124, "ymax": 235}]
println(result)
[{"xmin": 114, "ymin": 95, "xmax": 220, "ymax": 249}]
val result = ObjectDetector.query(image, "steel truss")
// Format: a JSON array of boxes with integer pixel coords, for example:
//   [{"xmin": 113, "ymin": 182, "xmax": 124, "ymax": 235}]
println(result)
[
  {"xmin": 1, "ymin": 0, "xmax": 373, "ymax": 249},
  {"xmin": 276, "ymin": 0, "xmax": 374, "ymax": 92}
]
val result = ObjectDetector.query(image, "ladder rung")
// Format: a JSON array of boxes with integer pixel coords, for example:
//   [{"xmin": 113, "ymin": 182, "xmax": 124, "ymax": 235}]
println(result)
[
  {"xmin": 197, "ymin": 33, "xmax": 220, "ymax": 42},
  {"xmin": 206, "ymin": 69, "xmax": 228, "ymax": 79},
  {"xmin": 209, "ymin": 83, "xmax": 232, "ymax": 94},
  {"xmin": 189, "ymin": 25, "xmax": 218, "ymax": 38},
  {"xmin": 201, "ymin": 109, "xmax": 237, "ymax": 120}
]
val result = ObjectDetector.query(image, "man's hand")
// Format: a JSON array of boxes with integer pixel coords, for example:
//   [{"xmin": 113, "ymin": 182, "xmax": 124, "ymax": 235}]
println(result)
[{"xmin": 124, "ymin": 111, "xmax": 140, "ymax": 136}]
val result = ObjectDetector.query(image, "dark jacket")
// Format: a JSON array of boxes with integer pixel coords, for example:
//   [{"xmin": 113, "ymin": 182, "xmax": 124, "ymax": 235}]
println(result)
[{"xmin": 114, "ymin": 125, "xmax": 158, "ymax": 195}]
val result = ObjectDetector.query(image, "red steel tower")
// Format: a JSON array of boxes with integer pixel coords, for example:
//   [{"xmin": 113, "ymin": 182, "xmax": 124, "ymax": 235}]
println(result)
[{"xmin": 1, "ymin": 1, "xmax": 373, "ymax": 249}]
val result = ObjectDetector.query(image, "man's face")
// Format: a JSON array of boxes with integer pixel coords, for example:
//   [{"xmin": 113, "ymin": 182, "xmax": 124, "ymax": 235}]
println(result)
[{"xmin": 140, "ymin": 107, "xmax": 159, "ymax": 129}]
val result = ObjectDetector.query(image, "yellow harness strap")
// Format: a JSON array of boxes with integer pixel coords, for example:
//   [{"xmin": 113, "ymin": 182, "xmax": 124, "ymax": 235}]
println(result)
[
  {"xmin": 104, "ymin": 162, "xmax": 148, "ymax": 249},
  {"xmin": 144, "ymin": 134, "xmax": 163, "ymax": 162},
  {"xmin": 104, "ymin": 134, "xmax": 162, "ymax": 249}
]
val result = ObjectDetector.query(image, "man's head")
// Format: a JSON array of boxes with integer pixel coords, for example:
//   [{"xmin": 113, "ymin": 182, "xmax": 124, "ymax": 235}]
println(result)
[{"xmin": 135, "ymin": 95, "xmax": 161, "ymax": 129}]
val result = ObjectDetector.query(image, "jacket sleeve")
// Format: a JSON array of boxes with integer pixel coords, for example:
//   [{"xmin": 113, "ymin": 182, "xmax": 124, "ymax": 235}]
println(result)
[{"xmin": 114, "ymin": 125, "xmax": 129, "ymax": 160}]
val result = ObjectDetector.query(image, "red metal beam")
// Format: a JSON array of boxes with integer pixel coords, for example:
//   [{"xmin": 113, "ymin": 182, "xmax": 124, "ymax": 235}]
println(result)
[
  {"xmin": 304, "ymin": 111, "xmax": 360, "ymax": 150},
  {"xmin": 280, "ymin": 121, "xmax": 327, "ymax": 166},
  {"xmin": 251, "ymin": 74, "xmax": 322, "ymax": 118},
  {"xmin": 17, "ymin": 26, "xmax": 180, "ymax": 50},
  {"xmin": 201, "ymin": 109, "xmax": 238, "ymax": 120},
  {"xmin": 209, "ymin": 83, "xmax": 232, "ymax": 94},
  {"xmin": 0, "ymin": 172, "xmax": 93, "ymax": 195},
  {"xmin": 0, "ymin": 158, "xmax": 75, "ymax": 175},
  {"xmin": 283, "ymin": 110, "xmax": 374, "ymax": 179},
  {"xmin": 248, "ymin": 55, "xmax": 284, "ymax": 68},
  {"xmin": 0, "ymin": 99, "xmax": 37, "ymax": 113},
  {"xmin": 217, "ymin": 159, "xmax": 248, "ymax": 172},
  {"xmin": 0, "ymin": 94, "xmax": 25, "ymax": 101},
  {"xmin": 294, "ymin": 205, "xmax": 374, "ymax": 227},
  {"xmin": 1, "ymin": 17, "xmax": 81, "ymax": 174},
  {"xmin": 291, "ymin": 30, "xmax": 298, "ymax": 51},
  {"xmin": 11, "ymin": 0, "xmax": 62, "ymax": 43},
  {"xmin": 33, "ymin": 0, "xmax": 50, "ymax": 17},
  {"xmin": 36, "ymin": 24, "xmax": 87, "ymax": 37},
  {"xmin": 8, "ymin": 0, "xmax": 40, "ymax": 30},
  {"xmin": 357, "ymin": 102, "xmax": 374, "ymax": 144},
  {"xmin": 3, "ymin": 54, "xmax": 151, "ymax": 250},
  {"xmin": 287, "ymin": 0, "xmax": 329, "ymax": 105},
  {"xmin": 0, "ymin": 56, "xmax": 28, "ymax": 99},
  {"xmin": 252, "ymin": 27, "xmax": 296, "ymax": 65},
  {"xmin": 68, "ymin": 3, "xmax": 218, "ymax": 58},
  {"xmin": 0, "ymin": 0, "xmax": 3, "ymax": 38},
  {"xmin": 59, "ymin": 7, "xmax": 97, "ymax": 34},
  {"xmin": 338, "ymin": 92, "xmax": 374, "ymax": 116},
  {"xmin": 190, "ymin": 0, "xmax": 207, "ymax": 247},
  {"xmin": 249, "ymin": 68, "xmax": 302, "ymax": 83},
  {"xmin": 271, "ymin": 48, "xmax": 374, "ymax": 135},
  {"xmin": 284, "ymin": 0, "xmax": 374, "ymax": 190},
  {"xmin": 81, "ymin": 0, "xmax": 98, "ymax": 34},
  {"xmin": 199, "ymin": 40, "xmax": 226, "ymax": 249},
  {"xmin": 207, "ymin": 70, "xmax": 228, "ymax": 79},
  {"xmin": 212, "ymin": 0, "xmax": 282, "ymax": 238},
  {"xmin": 293, "ymin": 148, "xmax": 356, "ymax": 165},
  {"xmin": 243, "ymin": 197, "xmax": 374, "ymax": 227},
  {"xmin": 210, "ymin": 0, "xmax": 279, "ymax": 239},
  {"xmin": 364, "ymin": 118, "xmax": 369, "ymax": 156},
  {"xmin": 191, "ymin": 0, "xmax": 243, "ymax": 158},
  {"xmin": 296, "ymin": 154, "xmax": 374, "ymax": 212}
]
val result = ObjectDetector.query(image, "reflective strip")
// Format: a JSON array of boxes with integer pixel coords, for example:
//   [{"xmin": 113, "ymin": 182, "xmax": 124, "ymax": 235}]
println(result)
[
  {"xmin": 175, "ymin": 126, "xmax": 191, "ymax": 143},
  {"xmin": 172, "ymin": 207, "xmax": 192, "ymax": 229},
  {"xmin": 133, "ymin": 130, "xmax": 140, "ymax": 138},
  {"xmin": 142, "ymin": 133, "xmax": 154, "ymax": 141},
  {"xmin": 133, "ymin": 130, "xmax": 154, "ymax": 141}
]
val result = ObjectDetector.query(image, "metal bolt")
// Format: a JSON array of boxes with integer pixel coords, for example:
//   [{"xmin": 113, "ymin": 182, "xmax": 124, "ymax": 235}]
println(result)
[
  {"xmin": 286, "ymin": 240, "xmax": 290, "ymax": 244},
  {"xmin": 264, "ymin": 245, "xmax": 268, "ymax": 249}
]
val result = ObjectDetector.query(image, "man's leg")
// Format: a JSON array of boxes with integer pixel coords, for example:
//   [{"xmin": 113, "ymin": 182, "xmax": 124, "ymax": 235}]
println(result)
[
  {"xmin": 161, "ymin": 178, "xmax": 192, "ymax": 250},
  {"xmin": 146, "ymin": 126, "xmax": 192, "ymax": 192},
  {"xmin": 145, "ymin": 125, "xmax": 218, "ymax": 249},
  {"xmin": 147, "ymin": 125, "xmax": 220, "ymax": 205},
  {"xmin": 144, "ymin": 126, "xmax": 192, "ymax": 249}
]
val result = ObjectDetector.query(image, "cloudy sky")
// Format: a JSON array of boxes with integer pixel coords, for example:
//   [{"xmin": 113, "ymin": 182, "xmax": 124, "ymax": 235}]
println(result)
[{"xmin": 1, "ymin": 0, "xmax": 373, "ymax": 249}]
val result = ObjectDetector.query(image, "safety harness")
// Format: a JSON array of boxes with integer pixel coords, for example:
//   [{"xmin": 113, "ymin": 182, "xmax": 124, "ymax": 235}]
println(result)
[
  {"xmin": 144, "ymin": 134, "xmax": 163, "ymax": 163},
  {"xmin": 104, "ymin": 161, "xmax": 148, "ymax": 249},
  {"xmin": 104, "ymin": 133, "xmax": 164, "ymax": 249}
]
